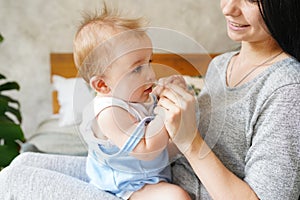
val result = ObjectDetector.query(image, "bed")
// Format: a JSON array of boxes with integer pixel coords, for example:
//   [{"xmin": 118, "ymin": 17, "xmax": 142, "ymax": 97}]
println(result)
[{"xmin": 21, "ymin": 52, "xmax": 218, "ymax": 155}]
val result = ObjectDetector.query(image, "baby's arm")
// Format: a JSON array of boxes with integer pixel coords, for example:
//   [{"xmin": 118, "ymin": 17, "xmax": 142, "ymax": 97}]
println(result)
[{"xmin": 95, "ymin": 106, "xmax": 169, "ymax": 161}]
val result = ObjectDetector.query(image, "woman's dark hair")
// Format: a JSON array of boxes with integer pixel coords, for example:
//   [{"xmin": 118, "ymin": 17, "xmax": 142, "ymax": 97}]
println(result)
[{"xmin": 258, "ymin": 0, "xmax": 300, "ymax": 61}]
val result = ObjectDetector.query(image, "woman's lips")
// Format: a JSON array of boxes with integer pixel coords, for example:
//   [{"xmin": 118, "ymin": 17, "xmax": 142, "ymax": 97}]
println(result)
[{"xmin": 228, "ymin": 20, "xmax": 249, "ymax": 31}]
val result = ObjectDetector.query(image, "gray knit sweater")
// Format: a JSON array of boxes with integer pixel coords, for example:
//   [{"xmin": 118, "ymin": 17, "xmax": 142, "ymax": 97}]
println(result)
[{"xmin": 192, "ymin": 52, "xmax": 300, "ymax": 199}]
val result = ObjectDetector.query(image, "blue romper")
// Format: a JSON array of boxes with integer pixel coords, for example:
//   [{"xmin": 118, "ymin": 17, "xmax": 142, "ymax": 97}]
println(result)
[{"xmin": 80, "ymin": 95, "xmax": 171, "ymax": 199}]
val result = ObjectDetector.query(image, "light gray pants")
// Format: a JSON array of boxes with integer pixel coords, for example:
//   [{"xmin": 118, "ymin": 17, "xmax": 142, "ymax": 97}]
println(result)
[{"xmin": 0, "ymin": 152, "xmax": 201, "ymax": 200}]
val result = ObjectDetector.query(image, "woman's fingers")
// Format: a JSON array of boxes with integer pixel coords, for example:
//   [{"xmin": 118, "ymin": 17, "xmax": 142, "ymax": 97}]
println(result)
[
  {"xmin": 168, "ymin": 83, "xmax": 194, "ymax": 98},
  {"xmin": 157, "ymin": 83, "xmax": 198, "ymax": 153},
  {"xmin": 152, "ymin": 84, "xmax": 164, "ymax": 97},
  {"xmin": 156, "ymin": 98, "xmax": 181, "ymax": 140},
  {"xmin": 159, "ymin": 84, "xmax": 195, "ymax": 109},
  {"xmin": 154, "ymin": 75, "xmax": 193, "ymax": 99}
]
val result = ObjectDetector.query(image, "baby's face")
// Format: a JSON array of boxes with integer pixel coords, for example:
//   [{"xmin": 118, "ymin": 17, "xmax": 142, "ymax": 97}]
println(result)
[{"xmin": 105, "ymin": 35, "xmax": 155, "ymax": 103}]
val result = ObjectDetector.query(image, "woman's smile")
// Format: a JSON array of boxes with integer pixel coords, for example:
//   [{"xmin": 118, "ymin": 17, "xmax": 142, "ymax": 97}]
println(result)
[{"xmin": 228, "ymin": 20, "xmax": 249, "ymax": 31}]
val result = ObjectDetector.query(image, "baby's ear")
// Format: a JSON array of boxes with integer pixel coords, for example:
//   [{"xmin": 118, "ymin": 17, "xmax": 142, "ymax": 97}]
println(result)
[{"xmin": 89, "ymin": 76, "xmax": 110, "ymax": 94}]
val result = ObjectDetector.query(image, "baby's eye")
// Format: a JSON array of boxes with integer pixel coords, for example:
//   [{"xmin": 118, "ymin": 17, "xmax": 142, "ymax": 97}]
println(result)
[{"xmin": 132, "ymin": 65, "xmax": 143, "ymax": 73}]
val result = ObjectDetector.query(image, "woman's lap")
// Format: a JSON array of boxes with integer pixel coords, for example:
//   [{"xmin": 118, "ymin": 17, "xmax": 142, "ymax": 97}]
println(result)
[
  {"xmin": 10, "ymin": 152, "xmax": 89, "ymax": 181},
  {"xmin": 0, "ymin": 153, "xmax": 200, "ymax": 200},
  {"xmin": 0, "ymin": 152, "xmax": 119, "ymax": 200},
  {"xmin": 0, "ymin": 164, "xmax": 118, "ymax": 200}
]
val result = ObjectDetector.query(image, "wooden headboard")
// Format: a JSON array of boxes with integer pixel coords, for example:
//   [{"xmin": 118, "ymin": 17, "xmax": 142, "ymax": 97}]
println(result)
[{"xmin": 50, "ymin": 53, "xmax": 218, "ymax": 113}]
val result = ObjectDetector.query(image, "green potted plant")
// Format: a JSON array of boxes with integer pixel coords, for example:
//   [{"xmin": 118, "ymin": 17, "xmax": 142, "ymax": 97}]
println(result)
[{"xmin": 0, "ymin": 33, "xmax": 25, "ymax": 170}]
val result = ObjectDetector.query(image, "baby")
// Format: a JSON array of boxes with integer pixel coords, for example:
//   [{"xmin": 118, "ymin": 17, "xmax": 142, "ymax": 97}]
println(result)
[{"xmin": 73, "ymin": 5, "xmax": 191, "ymax": 200}]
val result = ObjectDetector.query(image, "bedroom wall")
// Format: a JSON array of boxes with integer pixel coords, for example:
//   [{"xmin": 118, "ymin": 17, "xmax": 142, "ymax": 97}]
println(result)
[{"xmin": 0, "ymin": 0, "xmax": 238, "ymax": 138}]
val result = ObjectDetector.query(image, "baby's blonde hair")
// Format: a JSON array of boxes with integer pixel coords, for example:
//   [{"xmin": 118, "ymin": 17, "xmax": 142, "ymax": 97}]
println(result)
[{"xmin": 73, "ymin": 4, "xmax": 148, "ymax": 82}]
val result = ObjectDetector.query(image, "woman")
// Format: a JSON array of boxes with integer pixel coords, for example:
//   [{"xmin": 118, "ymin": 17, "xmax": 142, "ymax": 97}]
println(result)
[{"xmin": 154, "ymin": 0, "xmax": 300, "ymax": 199}]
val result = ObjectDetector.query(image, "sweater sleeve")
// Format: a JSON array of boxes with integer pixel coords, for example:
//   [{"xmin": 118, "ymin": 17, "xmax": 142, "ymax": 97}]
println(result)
[{"xmin": 244, "ymin": 84, "xmax": 300, "ymax": 200}]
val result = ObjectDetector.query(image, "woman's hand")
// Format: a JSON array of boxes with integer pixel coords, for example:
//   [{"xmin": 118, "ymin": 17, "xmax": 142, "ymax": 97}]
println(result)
[
  {"xmin": 154, "ymin": 83, "xmax": 198, "ymax": 153},
  {"xmin": 153, "ymin": 75, "xmax": 188, "ymax": 97}
]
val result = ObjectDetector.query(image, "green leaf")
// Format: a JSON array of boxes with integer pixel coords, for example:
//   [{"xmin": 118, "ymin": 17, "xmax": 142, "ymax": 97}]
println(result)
[
  {"xmin": 0, "ymin": 115, "xmax": 15, "ymax": 123},
  {"xmin": 0, "ymin": 98, "xmax": 8, "ymax": 115},
  {"xmin": 0, "ymin": 94, "xmax": 20, "ymax": 106},
  {"xmin": 0, "ymin": 97, "xmax": 22, "ymax": 123},
  {"xmin": 0, "ymin": 34, "xmax": 3, "ymax": 43},
  {"xmin": 0, "ymin": 82, "xmax": 20, "ymax": 92},
  {"xmin": 0, "ymin": 122, "xmax": 25, "ymax": 142},
  {"xmin": 0, "ymin": 74, "xmax": 5, "ymax": 80},
  {"xmin": 0, "ymin": 145, "xmax": 20, "ymax": 168},
  {"xmin": 6, "ymin": 106, "xmax": 22, "ymax": 123}
]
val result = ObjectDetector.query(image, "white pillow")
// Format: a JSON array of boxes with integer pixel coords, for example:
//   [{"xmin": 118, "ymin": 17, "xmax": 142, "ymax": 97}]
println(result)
[{"xmin": 52, "ymin": 75, "xmax": 94, "ymax": 127}]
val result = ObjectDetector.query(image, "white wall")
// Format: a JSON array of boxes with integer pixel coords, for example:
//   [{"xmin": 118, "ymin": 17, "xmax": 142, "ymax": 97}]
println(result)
[{"xmin": 0, "ymin": 0, "xmax": 237, "ymax": 138}]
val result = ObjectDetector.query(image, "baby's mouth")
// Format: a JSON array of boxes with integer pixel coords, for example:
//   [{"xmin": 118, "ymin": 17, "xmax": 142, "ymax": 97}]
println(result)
[{"xmin": 144, "ymin": 85, "xmax": 153, "ymax": 93}]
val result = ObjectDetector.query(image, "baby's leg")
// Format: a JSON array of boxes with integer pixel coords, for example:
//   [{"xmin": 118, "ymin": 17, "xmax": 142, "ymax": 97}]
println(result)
[
  {"xmin": 129, "ymin": 182, "xmax": 191, "ymax": 200},
  {"xmin": 10, "ymin": 152, "xmax": 88, "ymax": 181},
  {"xmin": 0, "ymin": 164, "xmax": 119, "ymax": 200}
]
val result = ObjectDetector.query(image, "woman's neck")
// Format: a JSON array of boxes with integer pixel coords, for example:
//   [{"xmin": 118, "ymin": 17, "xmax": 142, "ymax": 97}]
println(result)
[
  {"xmin": 239, "ymin": 39, "xmax": 282, "ymax": 64},
  {"xmin": 227, "ymin": 39, "xmax": 287, "ymax": 87}
]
